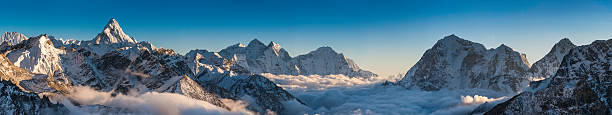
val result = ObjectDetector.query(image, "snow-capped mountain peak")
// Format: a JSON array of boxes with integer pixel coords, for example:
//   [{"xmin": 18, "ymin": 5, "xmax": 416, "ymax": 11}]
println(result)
[
  {"xmin": 6, "ymin": 34, "xmax": 65, "ymax": 76},
  {"xmin": 93, "ymin": 18, "xmax": 136, "ymax": 44},
  {"xmin": 398, "ymin": 35, "xmax": 530, "ymax": 93},
  {"xmin": 214, "ymin": 39, "xmax": 377, "ymax": 77},
  {"xmin": 1, "ymin": 32, "xmax": 28, "ymax": 46},
  {"xmin": 432, "ymin": 34, "xmax": 485, "ymax": 51}
]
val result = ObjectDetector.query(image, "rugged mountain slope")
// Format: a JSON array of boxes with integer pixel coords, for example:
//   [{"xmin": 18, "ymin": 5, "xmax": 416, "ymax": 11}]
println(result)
[
  {"xmin": 5, "ymin": 34, "xmax": 65, "ymax": 76},
  {"xmin": 188, "ymin": 49, "xmax": 305, "ymax": 114},
  {"xmin": 194, "ymin": 72, "xmax": 304, "ymax": 114},
  {"xmin": 0, "ymin": 53, "xmax": 68, "ymax": 114},
  {"xmin": 527, "ymin": 38, "xmax": 576, "ymax": 80},
  {"xmin": 0, "ymin": 19, "xmax": 230, "ymax": 109},
  {"xmin": 485, "ymin": 39, "xmax": 612, "ymax": 114},
  {"xmin": 397, "ymin": 35, "xmax": 531, "ymax": 93},
  {"xmin": 1, "ymin": 32, "xmax": 28, "ymax": 46},
  {"xmin": 217, "ymin": 39, "xmax": 376, "ymax": 77},
  {"xmin": 0, "ymin": 80, "xmax": 69, "ymax": 114}
]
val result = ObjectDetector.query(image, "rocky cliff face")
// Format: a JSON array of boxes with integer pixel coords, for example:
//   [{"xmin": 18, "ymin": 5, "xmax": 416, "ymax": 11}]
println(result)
[
  {"xmin": 397, "ymin": 35, "xmax": 531, "ymax": 93},
  {"xmin": 485, "ymin": 39, "xmax": 612, "ymax": 114}
]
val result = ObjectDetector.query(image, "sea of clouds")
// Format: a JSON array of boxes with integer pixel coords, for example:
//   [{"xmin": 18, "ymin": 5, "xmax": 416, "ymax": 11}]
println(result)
[
  {"xmin": 261, "ymin": 73, "xmax": 510, "ymax": 115},
  {"xmin": 56, "ymin": 86, "xmax": 254, "ymax": 115},
  {"xmin": 51, "ymin": 73, "xmax": 511, "ymax": 115}
]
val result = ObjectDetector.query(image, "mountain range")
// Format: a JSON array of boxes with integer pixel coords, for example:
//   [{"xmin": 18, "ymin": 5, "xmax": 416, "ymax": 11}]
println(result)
[
  {"xmin": 1, "ymin": 18, "xmax": 611, "ymax": 114},
  {"xmin": 0, "ymin": 18, "xmax": 377, "ymax": 114}
]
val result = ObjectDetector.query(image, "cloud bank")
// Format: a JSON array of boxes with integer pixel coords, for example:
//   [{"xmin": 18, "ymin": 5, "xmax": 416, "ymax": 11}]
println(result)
[
  {"xmin": 262, "ymin": 74, "xmax": 510, "ymax": 115},
  {"xmin": 60, "ymin": 86, "xmax": 254, "ymax": 115},
  {"xmin": 261, "ymin": 73, "xmax": 393, "ymax": 91}
]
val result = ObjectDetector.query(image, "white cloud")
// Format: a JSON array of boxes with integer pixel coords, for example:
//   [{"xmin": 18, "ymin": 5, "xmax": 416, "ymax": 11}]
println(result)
[
  {"xmin": 60, "ymin": 86, "xmax": 254, "ymax": 115},
  {"xmin": 460, "ymin": 95, "xmax": 506, "ymax": 105},
  {"xmin": 261, "ymin": 74, "xmax": 510, "ymax": 115},
  {"xmin": 260, "ymin": 73, "xmax": 392, "ymax": 91}
]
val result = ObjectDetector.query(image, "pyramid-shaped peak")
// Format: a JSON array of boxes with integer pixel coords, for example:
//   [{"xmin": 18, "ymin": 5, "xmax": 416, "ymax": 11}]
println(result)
[
  {"xmin": 103, "ymin": 18, "xmax": 124, "ymax": 32},
  {"xmin": 247, "ymin": 38, "xmax": 265, "ymax": 48},
  {"xmin": 94, "ymin": 18, "xmax": 137, "ymax": 44},
  {"xmin": 107, "ymin": 18, "xmax": 119, "ymax": 27},
  {"xmin": 556, "ymin": 38, "xmax": 574, "ymax": 46}
]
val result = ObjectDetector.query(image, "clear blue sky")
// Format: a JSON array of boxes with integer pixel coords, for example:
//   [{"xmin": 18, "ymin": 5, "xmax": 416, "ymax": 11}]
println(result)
[{"xmin": 2, "ymin": 0, "xmax": 612, "ymax": 77}]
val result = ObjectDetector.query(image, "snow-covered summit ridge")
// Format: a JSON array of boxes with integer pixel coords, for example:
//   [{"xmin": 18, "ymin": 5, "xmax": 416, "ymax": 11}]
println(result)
[
  {"xmin": 210, "ymin": 39, "xmax": 377, "ymax": 77},
  {"xmin": 93, "ymin": 18, "xmax": 137, "ymax": 44},
  {"xmin": 5, "ymin": 34, "xmax": 65, "ymax": 76},
  {"xmin": 1, "ymin": 32, "xmax": 28, "ymax": 46}
]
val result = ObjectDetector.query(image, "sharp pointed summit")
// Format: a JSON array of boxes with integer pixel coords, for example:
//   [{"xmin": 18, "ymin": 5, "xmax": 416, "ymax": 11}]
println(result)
[
  {"xmin": 93, "ymin": 18, "xmax": 137, "ymax": 44},
  {"xmin": 247, "ymin": 38, "xmax": 265, "ymax": 48}
]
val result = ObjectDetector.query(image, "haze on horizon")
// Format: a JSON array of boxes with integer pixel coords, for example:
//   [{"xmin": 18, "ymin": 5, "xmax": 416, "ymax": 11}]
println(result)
[{"xmin": 2, "ymin": 0, "xmax": 612, "ymax": 77}]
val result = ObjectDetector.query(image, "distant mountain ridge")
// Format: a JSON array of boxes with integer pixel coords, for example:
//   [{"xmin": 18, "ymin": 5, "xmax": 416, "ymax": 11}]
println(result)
[
  {"xmin": 1, "ymin": 32, "xmax": 28, "ymax": 46},
  {"xmin": 213, "ymin": 39, "xmax": 377, "ymax": 77}
]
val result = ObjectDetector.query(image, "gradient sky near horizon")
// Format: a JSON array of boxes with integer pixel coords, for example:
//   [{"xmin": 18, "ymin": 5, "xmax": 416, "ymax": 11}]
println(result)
[{"xmin": 2, "ymin": 0, "xmax": 612, "ymax": 77}]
